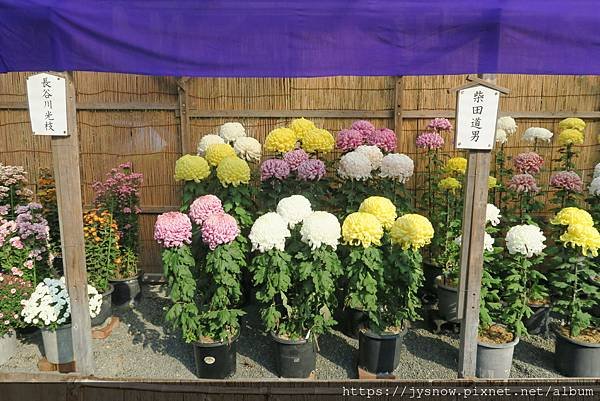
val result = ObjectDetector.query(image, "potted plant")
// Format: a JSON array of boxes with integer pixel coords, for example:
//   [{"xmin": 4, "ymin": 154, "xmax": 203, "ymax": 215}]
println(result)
[
  {"xmin": 92, "ymin": 162, "xmax": 144, "ymax": 307},
  {"xmin": 357, "ymin": 213, "xmax": 434, "ymax": 375},
  {"xmin": 549, "ymin": 207, "xmax": 600, "ymax": 377},
  {"xmin": 476, "ymin": 224, "xmax": 546, "ymax": 378},
  {"xmin": 83, "ymin": 209, "xmax": 120, "ymax": 326},
  {"xmin": 155, "ymin": 207, "xmax": 245, "ymax": 379},
  {"xmin": 0, "ymin": 273, "xmax": 33, "ymax": 364},
  {"xmin": 20, "ymin": 277, "xmax": 102, "ymax": 364}
]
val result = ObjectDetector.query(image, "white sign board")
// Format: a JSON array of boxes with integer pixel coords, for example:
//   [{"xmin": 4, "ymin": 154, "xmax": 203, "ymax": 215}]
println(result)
[
  {"xmin": 455, "ymin": 85, "xmax": 499, "ymax": 150},
  {"xmin": 26, "ymin": 73, "xmax": 68, "ymax": 136}
]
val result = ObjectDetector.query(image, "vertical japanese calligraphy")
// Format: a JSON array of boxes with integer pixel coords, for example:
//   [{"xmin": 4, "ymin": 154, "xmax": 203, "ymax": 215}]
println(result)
[
  {"xmin": 26, "ymin": 73, "xmax": 68, "ymax": 136},
  {"xmin": 455, "ymin": 85, "xmax": 499, "ymax": 150}
]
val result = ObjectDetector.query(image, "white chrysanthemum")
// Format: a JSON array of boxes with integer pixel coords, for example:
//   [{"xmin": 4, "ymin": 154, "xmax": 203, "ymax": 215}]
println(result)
[
  {"xmin": 337, "ymin": 151, "xmax": 372, "ymax": 181},
  {"xmin": 455, "ymin": 233, "xmax": 495, "ymax": 253},
  {"xmin": 276, "ymin": 195, "xmax": 313, "ymax": 229},
  {"xmin": 486, "ymin": 204, "xmax": 501, "ymax": 227},
  {"xmin": 505, "ymin": 225, "xmax": 546, "ymax": 258},
  {"xmin": 354, "ymin": 145, "xmax": 383, "ymax": 170},
  {"xmin": 379, "ymin": 153, "xmax": 414, "ymax": 183},
  {"xmin": 300, "ymin": 211, "xmax": 341, "ymax": 250},
  {"xmin": 249, "ymin": 212, "xmax": 291, "ymax": 253},
  {"xmin": 197, "ymin": 134, "xmax": 225, "ymax": 156},
  {"xmin": 497, "ymin": 116, "xmax": 517, "ymax": 135},
  {"xmin": 233, "ymin": 136, "xmax": 262, "ymax": 162},
  {"xmin": 219, "ymin": 122, "xmax": 246, "ymax": 143},
  {"xmin": 495, "ymin": 129, "xmax": 508, "ymax": 144},
  {"xmin": 522, "ymin": 127, "xmax": 553, "ymax": 143},
  {"xmin": 589, "ymin": 177, "xmax": 600, "ymax": 196},
  {"xmin": 594, "ymin": 163, "xmax": 600, "ymax": 179}
]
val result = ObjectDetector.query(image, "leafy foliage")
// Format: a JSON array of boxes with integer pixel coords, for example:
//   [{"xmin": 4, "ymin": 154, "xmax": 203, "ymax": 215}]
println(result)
[
  {"xmin": 343, "ymin": 246, "xmax": 384, "ymax": 326},
  {"xmin": 83, "ymin": 210, "xmax": 120, "ymax": 292}
]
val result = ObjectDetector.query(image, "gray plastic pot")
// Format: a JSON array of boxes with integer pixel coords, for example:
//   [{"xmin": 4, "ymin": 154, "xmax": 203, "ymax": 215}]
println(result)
[
  {"xmin": 435, "ymin": 276, "xmax": 459, "ymax": 322},
  {"xmin": 91, "ymin": 284, "xmax": 114, "ymax": 327},
  {"xmin": 0, "ymin": 330, "xmax": 18, "ymax": 364},
  {"xmin": 41, "ymin": 324, "xmax": 74, "ymax": 364},
  {"xmin": 554, "ymin": 327, "xmax": 600, "ymax": 377},
  {"xmin": 476, "ymin": 335, "xmax": 519, "ymax": 378}
]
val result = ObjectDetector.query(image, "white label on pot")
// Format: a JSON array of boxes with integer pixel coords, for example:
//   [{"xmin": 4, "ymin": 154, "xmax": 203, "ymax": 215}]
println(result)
[{"xmin": 204, "ymin": 356, "xmax": 216, "ymax": 365}]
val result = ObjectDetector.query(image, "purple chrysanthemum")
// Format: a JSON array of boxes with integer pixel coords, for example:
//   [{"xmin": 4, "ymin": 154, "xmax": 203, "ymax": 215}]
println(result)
[
  {"xmin": 336, "ymin": 129, "xmax": 364, "ymax": 152},
  {"xmin": 260, "ymin": 159, "xmax": 291, "ymax": 181},
  {"xmin": 154, "ymin": 212, "xmax": 192, "ymax": 248},
  {"xmin": 366, "ymin": 128, "xmax": 397, "ymax": 153},
  {"xmin": 201, "ymin": 213, "xmax": 240, "ymax": 250},
  {"xmin": 550, "ymin": 171, "xmax": 584, "ymax": 193},
  {"xmin": 351, "ymin": 120, "xmax": 376, "ymax": 139},
  {"xmin": 508, "ymin": 174, "xmax": 540, "ymax": 194},
  {"xmin": 513, "ymin": 152, "xmax": 544, "ymax": 175},
  {"xmin": 297, "ymin": 159, "xmax": 326, "ymax": 181},
  {"xmin": 283, "ymin": 149, "xmax": 309, "ymax": 171},
  {"xmin": 426, "ymin": 118, "xmax": 453, "ymax": 132},
  {"xmin": 189, "ymin": 195, "xmax": 223, "ymax": 226},
  {"xmin": 416, "ymin": 132, "xmax": 445, "ymax": 150}
]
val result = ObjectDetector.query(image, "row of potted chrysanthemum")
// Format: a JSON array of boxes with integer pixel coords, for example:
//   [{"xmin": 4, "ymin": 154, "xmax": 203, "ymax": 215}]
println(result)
[{"xmin": 153, "ymin": 193, "xmax": 435, "ymax": 378}]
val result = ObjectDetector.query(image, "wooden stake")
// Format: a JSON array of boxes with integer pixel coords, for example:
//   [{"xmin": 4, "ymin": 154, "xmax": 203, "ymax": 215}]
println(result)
[
  {"xmin": 394, "ymin": 76, "xmax": 404, "ymax": 137},
  {"xmin": 177, "ymin": 77, "xmax": 191, "ymax": 155},
  {"xmin": 457, "ymin": 74, "xmax": 496, "ymax": 378},
  {"xmin": 50, "ymin": 71, "xmax": 94, "ymax": 375}
]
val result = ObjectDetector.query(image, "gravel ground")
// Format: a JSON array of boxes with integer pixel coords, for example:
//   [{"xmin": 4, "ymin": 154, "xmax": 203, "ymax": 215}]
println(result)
[{"xmin": 0, "ymin": 284, "xmax": 563, "ymax": 379}]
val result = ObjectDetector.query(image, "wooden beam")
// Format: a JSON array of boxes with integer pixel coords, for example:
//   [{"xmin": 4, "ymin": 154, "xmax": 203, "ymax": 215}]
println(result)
[
  {"xmin": 187, "ymin": 109, "xmax": 393, "ymax": 119},
  {"xmin": 50, "ymin": 72, "xmax": 94, "ymax": 375},
  {"xmin": 177, "ymin": 78, "xmax": 191, "ymax": 155},
  {"xmin": 0, "ymin": 101, "xmax": 178, "ymax": 111},
  {"xmin": 394, "ymin": 77, "xmax": 404, "ymax": 135}
]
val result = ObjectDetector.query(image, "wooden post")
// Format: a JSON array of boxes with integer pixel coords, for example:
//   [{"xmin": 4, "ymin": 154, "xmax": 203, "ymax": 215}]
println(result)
[
  {"xmin": 394, "ymin": 76, "xmax": 404, "ymax": 137},
  {"xmin": 50, "ymin": 72, "xmax": 95, "ymax": 375},
  {"xmin": 177, "ymin": 77, "xmax": 191, "ymax": 155},
  {"xmin": 457, "ymin": 74, "xmax": 498, "ymax": 378}
]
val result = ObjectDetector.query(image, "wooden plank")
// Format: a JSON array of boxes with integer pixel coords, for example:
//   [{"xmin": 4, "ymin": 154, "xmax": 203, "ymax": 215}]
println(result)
[
  {"xmin": 177, "ymin": 77, "xmax": 191, "ymax": 155},
  {"xmin": 394, "ymin": 76, "xmax": 404, "ymax": 135},
  {"xmin": 0, "ymin": 101, "xmax": 178, "ymax": 111},
  {"xmin": 50, "ymin": 71, "xmax": 95, "ymax": 375},
  {"xmin": 188, "ymin": 109, "xmax": 393, "ymax": 119}
]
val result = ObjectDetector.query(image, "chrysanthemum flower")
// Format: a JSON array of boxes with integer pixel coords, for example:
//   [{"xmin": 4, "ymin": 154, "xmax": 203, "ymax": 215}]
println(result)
[
  {"xmin": 283, "ymin": 149, "xmax": 309, "ymax": 171},
  {"xmin": 217, "ymin": 156, "xmax": 251, "ymax": 187},
  {"xmin": 219, "ymin": 122, "xmax": 246, "ymax": 143},
  {"xmin": 513, "ymin": 152, "xmax": 544, "ymax": 174},
  {"xmin": 559, "ymin": 117, "xmax": 586, "ymax": 133},
  {"xmin": 336, "ymin": 129, "xmax": 364, "ymax": 152},
  {"xmin": 265, "ymin": 128, "xmax": 297, "ymax": 153},
  {"xmin": 337, "ymin": 151, "xmax": 372, "ymax": 181},
  {"xmin": 445, "ymin": 157, "xmax": 468, "ymax": 175},
  {"xmin": 550, "ymin": 207, "xmax": 594, "ymax": 227},
  {"xmin": 508, "ymin": 174, "xmax": 540, "ymax": 194},
  {"xmin": 233, "ymin": 137, "xmax": 262, "ymax": 162},
  {"xmin": 201, "ymin": 213, "xmax": 240, "ymax": 250},
  {"xmin": 416, "ymin": 132, "xmax": 444, "ymax": 149},
  {"xmin": 197, "ymin": 134, "xmax": 225, "ymax": 156},
  {"xmin": 439, "ymin": 177, "xmax": 462, "ymax": 193},
  {"xmin": 589, "ymin": 177, "xmax": 600, "ymax": 196},
  {"xmin": 522, "ymin": 127, "xmax": 553, "ymax": 143},
  {"xmin": 154, "ymin": 212, "xmax": 192, "ymax": 248},
  {"xmin": 358, "ymin": 196, "xmax": 397, "ymax": 230},
  {"xmin": 366, "ymin": 128, "xmax": 397, "ymax": 153},
  {"xmin": 505, "ymin": 225, "xmax": 546, "ymax": 258},
  {"xmin": 558, "ymin": 129, "xmax": 584, "ymax": 146},
  {"xmin": 289, "ymin": 118, "xmax": 316, "ymax": 140},
  {"xmin": 351, "ymin": 120, "xmax": 376, "ymax": 139},
  {"xmin": 300, "ymin": 211, "xmax": 341, "ymax": 250},
  {"xmin": 205, "ymin": 143, "xmax": 236, "ymax": 166},
  {"xmin": 249, "ymin": 212, "xmax": 291, "ymax": 252},
  {"xmin": 495, "ymin": 129, "xmax": 508, "ymax": 145},
  {"xmin": 276, "ymin": 195, "xmax": 313, "ymax": 229},
  {"xmin": 390, "ymin": 214, "xmax": 434, "ymax": 251},
  {"xmin": 301, "ymin": 128, "xmax": 335, "ymax": 153},
  {"xmin": 379, "ymin": 153, "xmax": 414, "ymax": 183},
  {"xmin": 189, "ymin": 195, "xmax": 223, "ymax": 226},
  {"xmin": 486, "ymin": 204, "xmax": 501, "ymax": 226},
  {"xmin": 341, "ymin": 212, "xmax": 384, "ymax": 248},
  {"xmin": 497, "ymin": 116, "xmax": 517, "ymax": 135},
  {"xmin": 354, "ymin": 145, "xmax": 383, "ymax": 170},
  {"xmin": 560, "ymin": 224, "xmax": 600, "ymax": 257},
  {"xmin": 297, "ymin": 159, "xmax": 326, "ymax": 181},
  {"xmin": 427, "ymin": 118, "xmax": 452, "ymax": 132},
  {"xmin": 488, "ymin": 176, "xmax": 498, "ymax": 189},
  {"xmin": 174, "ymin": 155, "xmax": 211, "ymax": 182},
  {"xmin": 260, "ymin": 159, "xmax": 291, "ymax": 181},
  {"xmin": 550, "ymin": 171, "xmax": 583, "ymax": 193}
]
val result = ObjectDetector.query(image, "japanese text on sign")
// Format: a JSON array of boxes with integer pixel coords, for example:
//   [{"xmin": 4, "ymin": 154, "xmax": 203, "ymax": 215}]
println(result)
[
  {"xmin": 455, "ymin": 85, "xmax": 499, "ymax": 150},
  {"xmin": 26, "ymin": 73, "xmax": 68, "ymax": 136}
]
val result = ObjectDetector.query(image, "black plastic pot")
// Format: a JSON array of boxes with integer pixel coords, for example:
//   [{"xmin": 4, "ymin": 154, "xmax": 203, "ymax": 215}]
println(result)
[
  {"xmin": 435, "ymin": 276, "xmax": 459, "ymax": 323},
  {"xmin": 554, "ymin": 327, "xmax": 600, "ymax": 377},
  {"xmin": 358, "ymin": 327, "xmax": 407, "ymax": 375},
  {"xmin": 192, "ymin": 333, "xmax": 238, "ymax": 379},
  {"xmin": 91, "ymin": 284, "xmax": 114, "ymax": 327},
  {"xmin": 524, "ymin": 303, "xmax": 550, "ymax": 336},
  {"xmin": 109, "ymin": 272, "xmax": 142, "ymax": 307},
  {"xmin": 422, "ymin": 262, "xmax": 442, "ymax": 298},
  {"xmin": 271, "ymin": 333, "xmax": 316, "ymax": 378},
  {"xmin": 341, "ymin": 307, "xmax": 368, "ymax": 339}
]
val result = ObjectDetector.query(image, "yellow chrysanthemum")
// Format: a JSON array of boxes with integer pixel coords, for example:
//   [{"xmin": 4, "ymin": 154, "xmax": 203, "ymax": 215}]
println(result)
[
  {"xmin": 358, "ymin": 196, "xmax": 397, "ymax": 230},
  {"xmin": 439, "ymin": 177, "xmax": 462, "ymax": 193},
  {"xmin": 265, "ymin": 128, "xmax": 298, "ymax": 153},
  {"xmin": 445, "ymin": 157, "xmax": 468, "ymax": 175},
  {"xmin": 557, "ymin": 129, "xmax": 584, "ymax": 146},
  {"xmin": 488, "ymin": 176, "xmax": 498, "ymax": 189},
  {"xmin": 301, "ymin": 128, "xmax": 335, "ymax": 154},
  {"xmin": 560, "ymin": 224, "xmax": 600, "ymax": 257},
  {"xmin": 174, "ymin": 155, "xmax": 210, "ymax": 182},
  {"xmin": 341, "ymin": 212, "xmax": 384, "ymax": 248},
  {"xmin": 205, "ymin": 143, "xmax": 236, "ymax": 166},
  {"xmin": 550, "ymin": 207, "xmax": 594, "ymax": 227},
  {"xmin": 558, "ymin": 117, "xmax": 586, "ymax": 133},
  {"xmin": 289, "ymin": 118, "xmax": 316, "ymax": 140},
  {"xmin": 216, "ymin": 156, "xmax": 250, "ymax": 187},
  {"xmin": 390, "ymin": 214, "xmax": 434, "ymax": 251}
]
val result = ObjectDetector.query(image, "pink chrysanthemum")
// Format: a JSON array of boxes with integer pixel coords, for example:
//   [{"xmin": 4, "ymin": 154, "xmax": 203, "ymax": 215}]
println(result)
[
  {"xmin": 351, "ymin": 120, "xmax": 376, "ymax": 139},
  {"xmin": 260, "ymin": 159, "xmax": 291, "ymax": 181},
  {"xmin": 283, "ymin": 149, "xmax": 309, "ymax": 171},
  {"xmin": 336, "ymin": 129, "xmax": 364, "ymax": 152},
  {"xmin": 508, "ymin": 174, "xmax": 541, "ymax": 194},
  {"xmin": 366, "ymin": 128, "xmax": 397, "ymax": 153},
  {"xmin": 416, "ymin": 132, "xmax": 445, "ymax": 149},
  {"xmin": 550, "ymin": 171, "xmax": 584, "ymax": 193},
  {"xmin": 201, "ymin": 213, "xmax": 240, "ymax": 250},
  {"xmin": 154, "ymin": 212, "xmax": 192, "ymax": 248},
  {"xmin": 426, "ymin": 118, "xmax": 453, "ymax": 132},
  {"xmin": 189, "ymin": 195, "xmax": 223, "ymax": 226},
  {"xmin": 513, "ymin": 152, "xmax": 544, "ymax": 174},
  {"xmin": 297, "ymin": 159, "xmax": 326, "ymax": 181}
]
